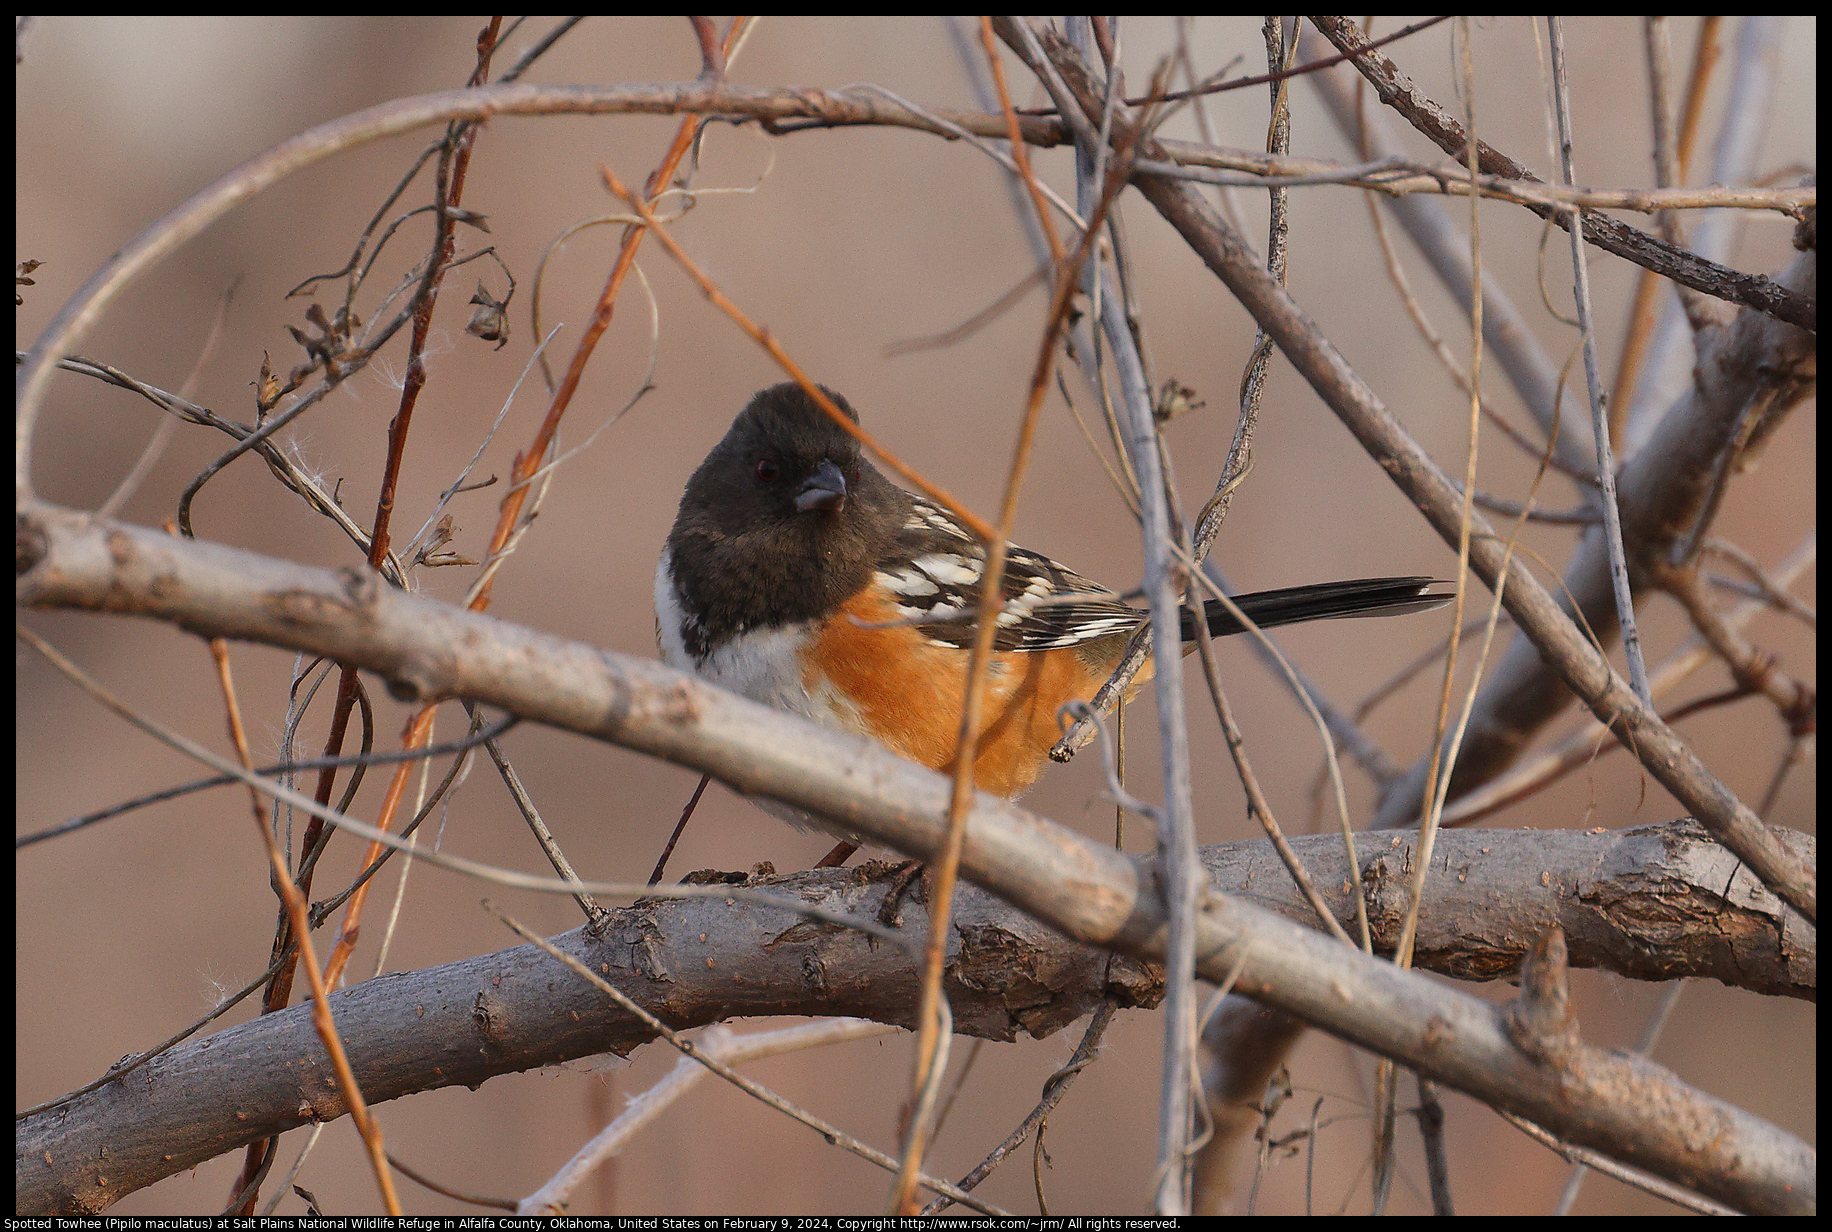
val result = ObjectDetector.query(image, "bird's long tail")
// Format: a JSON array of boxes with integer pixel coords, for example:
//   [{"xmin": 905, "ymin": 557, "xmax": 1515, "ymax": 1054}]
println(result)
[{"xmin": 1182, "ymin": 576, "xmax": 1451, "ymax": 641}]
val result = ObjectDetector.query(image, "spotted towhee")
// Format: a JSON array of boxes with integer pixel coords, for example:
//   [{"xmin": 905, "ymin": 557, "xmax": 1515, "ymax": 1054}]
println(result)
[{"xmin": 657, "ymin": 383, "xmax": 1448, "ymax": 832}]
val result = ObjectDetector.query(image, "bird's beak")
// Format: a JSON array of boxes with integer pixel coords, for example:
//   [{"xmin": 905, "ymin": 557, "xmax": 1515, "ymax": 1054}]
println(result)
[{"xmin": 795, "ymin": 460, "xmax": 848, "ymax": 512}]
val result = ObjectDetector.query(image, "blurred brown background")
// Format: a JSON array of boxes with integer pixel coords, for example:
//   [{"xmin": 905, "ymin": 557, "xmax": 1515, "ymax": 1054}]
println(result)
[{"xmin": 17, "ymin": 16, "xmax": 1814, "ymax": 1215}]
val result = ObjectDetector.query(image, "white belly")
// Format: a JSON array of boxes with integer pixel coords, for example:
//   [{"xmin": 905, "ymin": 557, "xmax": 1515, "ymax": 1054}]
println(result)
[{"xmin": 655, "ymin": 550, "xmax": 871, "ymax": 839}]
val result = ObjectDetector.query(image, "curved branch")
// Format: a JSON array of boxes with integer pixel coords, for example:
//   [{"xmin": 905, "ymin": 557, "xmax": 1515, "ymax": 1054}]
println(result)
[
  {"xmin": 18, "ymin": 73, "xmax": 1810, "ymax": 497},
  {"xmin": 13, "ymin": 81, "xmax": 1063, "ymax": 495},
  {"xmin": 16, "ymin": 502, "xmax": 1817, "ymax": 1214},
  {"xmin": 15, "ymin": 820, "xmax": 1811, "ymax": 1213}
]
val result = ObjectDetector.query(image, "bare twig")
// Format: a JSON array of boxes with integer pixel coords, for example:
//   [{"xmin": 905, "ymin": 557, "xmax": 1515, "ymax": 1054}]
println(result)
[
  {"xmin": 922, "ymin": 1002, "xmax": 1118, "ymax": 1214},
  {"xmin": 520, "ymin": 1017, "xmax": 903, "ymax": 1215},
  {"xmin": 1546, "ymin": 18, "xmax": 1653, "ymax": 707},
  {"xmin": 486, "ymin": 905, "xmax": 1001, "ymax": 1217},
  {"xmin": 1307, "ymin": 16, "xmax": 1812, "ymax": 333},
  {"xmin": 201, "ymin": 640, "xmax": 401, "ymax": 1216}
]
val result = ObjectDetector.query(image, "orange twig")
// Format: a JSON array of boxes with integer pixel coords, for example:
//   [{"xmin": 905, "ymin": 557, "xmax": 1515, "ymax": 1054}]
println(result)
[
  {"xmin": 891, "ymin": 82, "xmax": 1141, "ymax": 1218},
  {"xmin": 601, "ymin": 166, "xmax": 997, "ymax": 544},
  {"xmin": 980, "ymin": 15, "xmax": 1067, "ymax": 266},
  {"xmin": 210, "ymin": 641, "xmax": 400, "ymax": 1215},
  {"xmin": 324, "ymin": 14, "xmax": 750, "ymax": 1028}
]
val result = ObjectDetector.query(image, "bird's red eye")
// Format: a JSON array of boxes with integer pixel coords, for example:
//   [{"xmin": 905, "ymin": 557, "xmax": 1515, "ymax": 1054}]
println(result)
[{"xmin": 756, "ymin": 459, "xmax": 779, "ymax": 483}]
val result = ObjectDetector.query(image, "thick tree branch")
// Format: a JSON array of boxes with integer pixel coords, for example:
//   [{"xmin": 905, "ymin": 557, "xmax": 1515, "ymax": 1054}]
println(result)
[
  {"xmin": 15, "ymin": 820, "xmax": 1811, "ymax": 1213},
  {"xmin": 16, "ymin": 503, "xmax": 1816, "ymax": 1214}
]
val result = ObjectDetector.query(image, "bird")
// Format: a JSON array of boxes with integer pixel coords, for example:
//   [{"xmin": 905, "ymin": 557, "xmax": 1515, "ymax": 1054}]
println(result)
[{"xmin": 656, "ymin": 382, "xmax": 1448, "ymax": 849}]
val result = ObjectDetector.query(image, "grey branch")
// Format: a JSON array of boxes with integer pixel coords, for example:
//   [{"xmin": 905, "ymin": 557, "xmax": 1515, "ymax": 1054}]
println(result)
[
  {"xmin": 1375, "ymin": 247, "xmax": 1815, "ymax": 827},
  {"xmin": 16, "ymin": 502, "xmax": 1816, "ymax": 1214},
  {"xmin": 14, "ymin": 820, "xmax": 1811, "ymax": 1213}
]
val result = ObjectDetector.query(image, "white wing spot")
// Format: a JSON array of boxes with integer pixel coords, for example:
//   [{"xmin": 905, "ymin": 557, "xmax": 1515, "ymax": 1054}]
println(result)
[
  {"xmin": 879, "ymin": 568, "xmax": 939, "ymax": 597},
  {"xmin": 912, "ymin": 553, "xmax": 980, "ymax": 586},
  {"xmin": 914, "ymin": 506, "xmax": 973, "ymax": 540}
]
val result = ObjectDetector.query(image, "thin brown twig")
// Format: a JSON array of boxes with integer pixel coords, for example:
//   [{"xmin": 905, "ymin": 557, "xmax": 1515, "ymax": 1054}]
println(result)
[
  {"xmin": 1459, "ymin": 487, "xmax": 1598, "ymax": 524},
  {"xmin": 893, "ymin": 30, "xmax": 1133, "ymax": 1211},
  {"xmin": 1054, "ymin": 370, "xmax": 1142, "ymax": 518},
  {"xmin": 1698, "ymin": 537, "xmax": 1816, "ymax": 627},
  {"xmin": 1755, "ymin": 735, "xmax": 1811, "ymax": 819},
  {"xmin": 495, "ymin": 16, "xmax": 586, "ymax": 85},
  {"xmin": 916, "ymin": 1004, "xmax": 1113, "ymax": 1217},
  {"xmin": 207, "ymin": 640, "xmax": 401, "ymax": 1216},
  {"xmin": 309, "ymin": 16, "xmax": 505, "ymax": 1002},
  {"xmin": 599, "ymin": 167, "xmax": 997, "ymax": 543},
  {"xmin": 1652, "ymin": 560, "xmax": 1814, "ymax": 729},
  {"xmin": 472, "ymin": 706, "xmax": 609, "ymax": 927},
  {"xmin": 883, "ymin": 264, "xmax": 1048, "ymax": 357},
  {"xmin": 387, "ymin": 1153, "xmax": 516, "ymax": 1211},
  {"xmin": 1011, "ymin": 16, "xmax": 1454, "ymax": 115},
  {"xmin": 98, "ymin": 276, "xmax": 239, "ymax": 519},
  {"xmin": 1497, "ymin": 1109, "xmax": 1737, "ymax": 1216}
]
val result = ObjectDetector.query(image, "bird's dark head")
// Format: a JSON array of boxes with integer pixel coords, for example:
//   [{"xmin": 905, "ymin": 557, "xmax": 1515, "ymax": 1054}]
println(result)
[
  {"xmin": 666, "ymin": 383, "xmax": 905, "ymax": 636},
  {"xmin": 693, "ymin": 382, "xmax": 867, "ymax": 522}
]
